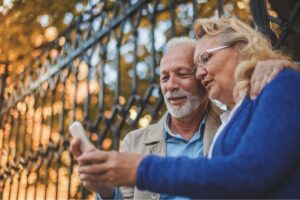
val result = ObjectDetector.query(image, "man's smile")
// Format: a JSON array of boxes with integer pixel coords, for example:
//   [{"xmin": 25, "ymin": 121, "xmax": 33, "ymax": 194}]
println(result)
[{"xmin": 168, "ymin": 96, "xmax": 187, "ymax": 105}]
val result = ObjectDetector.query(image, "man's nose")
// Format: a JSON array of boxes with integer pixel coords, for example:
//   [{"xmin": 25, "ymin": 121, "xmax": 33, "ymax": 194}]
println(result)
[
  {"xmin": 196, "ymin": 67, "xmax": 208, "ymax": 80},
  {"xmin": 166, "ymin": 75, "xmax": 180, "ymax": 92}
]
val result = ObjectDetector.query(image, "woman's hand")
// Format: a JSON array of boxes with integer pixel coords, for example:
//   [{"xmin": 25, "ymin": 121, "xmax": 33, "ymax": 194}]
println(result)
[
  {"xmin": 250, "ymin": 59, "xmax": 297, "ymax": 99},
  {"xmin": 77, "ymin": 149, "xmax": 143, "ymax": 187}
]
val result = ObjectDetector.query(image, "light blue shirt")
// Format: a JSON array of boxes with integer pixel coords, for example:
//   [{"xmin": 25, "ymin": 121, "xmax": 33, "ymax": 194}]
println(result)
[{"xmin": 159, "ymin": 113, "xmax": 207, "ymax": 200}]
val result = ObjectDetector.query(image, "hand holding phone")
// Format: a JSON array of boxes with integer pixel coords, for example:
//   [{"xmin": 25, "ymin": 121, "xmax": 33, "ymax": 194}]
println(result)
[{"xmin": 69, "ymin": 121, "xmax": 93, "ymax": 152}]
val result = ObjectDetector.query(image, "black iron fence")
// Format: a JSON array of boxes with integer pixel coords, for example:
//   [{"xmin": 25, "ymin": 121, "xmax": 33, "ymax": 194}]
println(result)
[{"xmin": 0, "ymin": 0, "xmax": 299, "ymax": 199}]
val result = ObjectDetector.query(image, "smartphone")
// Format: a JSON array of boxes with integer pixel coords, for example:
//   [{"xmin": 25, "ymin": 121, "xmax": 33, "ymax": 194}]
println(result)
[{"xmin": 69, "ymin": 121, "xmax": 93, "ymax": 152}]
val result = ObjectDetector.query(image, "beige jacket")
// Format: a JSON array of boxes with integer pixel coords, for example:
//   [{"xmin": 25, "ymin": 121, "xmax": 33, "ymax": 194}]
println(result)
[{"xmin": 118, "ymin": 102, "xmax": 222, "ymax": 200}]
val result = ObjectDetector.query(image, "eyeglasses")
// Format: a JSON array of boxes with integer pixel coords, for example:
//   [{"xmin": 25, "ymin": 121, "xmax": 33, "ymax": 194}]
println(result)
[{"xmin": 193, "ymin": 45, "xmax": 231, "ymax": 73}]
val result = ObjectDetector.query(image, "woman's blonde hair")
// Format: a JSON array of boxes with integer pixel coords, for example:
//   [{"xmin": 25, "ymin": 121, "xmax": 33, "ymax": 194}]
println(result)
[{"xmin": 194, "ymin": 17, "xmax": 294, "ymax": 102}]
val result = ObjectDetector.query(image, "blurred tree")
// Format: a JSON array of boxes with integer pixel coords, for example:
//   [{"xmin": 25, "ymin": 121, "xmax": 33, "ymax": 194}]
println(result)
[{"xmin": 0, "ymin": 0, "xmax": 87, "ymax": 69}]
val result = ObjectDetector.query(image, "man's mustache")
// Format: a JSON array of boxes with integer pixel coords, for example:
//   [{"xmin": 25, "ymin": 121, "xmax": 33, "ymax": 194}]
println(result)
[{"xmin": 165, "ymin": 90, "xmax": 190, "ymax": 99}]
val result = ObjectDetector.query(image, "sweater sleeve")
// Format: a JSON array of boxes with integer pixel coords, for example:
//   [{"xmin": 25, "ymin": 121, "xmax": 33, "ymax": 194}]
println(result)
[{"xmin": 136, "ymin": 69, "xmax": 300, "ymax": 198}]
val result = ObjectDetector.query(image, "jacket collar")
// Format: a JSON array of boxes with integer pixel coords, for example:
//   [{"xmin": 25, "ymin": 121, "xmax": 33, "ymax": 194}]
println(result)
[
  {"xmin": 143, "ymin": 113, "xmax": 167, "ymax": 156},
  {"xmin": 144, "ymin": 113, "xmax": 167, "ymax": 145}
]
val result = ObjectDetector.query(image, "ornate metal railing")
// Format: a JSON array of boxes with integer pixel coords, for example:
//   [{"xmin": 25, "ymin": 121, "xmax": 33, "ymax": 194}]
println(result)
[
  {"xmin": 250, "ymin": 0, "xmax": 300, "ymax": 63},
  {"xmin": 0, "ymin": 0, "xmax": 299, "ymax": 199}
]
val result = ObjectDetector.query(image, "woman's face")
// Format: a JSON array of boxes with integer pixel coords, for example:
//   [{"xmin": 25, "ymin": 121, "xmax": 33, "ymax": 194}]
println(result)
[{"xmin": 194, "ymin": 34, "xmax": 240, "ymax": 108}]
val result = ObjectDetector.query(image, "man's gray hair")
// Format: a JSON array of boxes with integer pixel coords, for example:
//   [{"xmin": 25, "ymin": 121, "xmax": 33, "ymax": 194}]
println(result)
[{"xmin": 166, "ymin": 37, "xmax": 197, "ymax": 51}]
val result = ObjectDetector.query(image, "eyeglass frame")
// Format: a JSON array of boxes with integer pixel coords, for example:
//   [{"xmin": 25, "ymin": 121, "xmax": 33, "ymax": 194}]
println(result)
[{"xmin": 192, "ymin": 45, "xmax": 232, "ymax": 74}]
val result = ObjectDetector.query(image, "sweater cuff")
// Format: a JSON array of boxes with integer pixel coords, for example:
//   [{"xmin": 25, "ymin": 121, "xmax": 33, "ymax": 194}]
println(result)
[{"xmin": 136, "ymin": 155, "xmax": 153, "ymax": 190}]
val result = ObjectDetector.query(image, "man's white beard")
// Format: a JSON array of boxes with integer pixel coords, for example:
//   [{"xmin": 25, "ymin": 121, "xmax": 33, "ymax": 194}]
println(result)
[{"xmin": 164, "ymin": 89, "xmax": 201, "ymax": 118}]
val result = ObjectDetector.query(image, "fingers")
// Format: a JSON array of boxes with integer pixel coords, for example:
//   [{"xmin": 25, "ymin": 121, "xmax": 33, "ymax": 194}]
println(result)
[
  {"xmin": 80, "ymin": 173, "xmax": 108, "ymax": 182},
  {"xmin": 267, "ymin": 66, "xmax": 281, "ymax": 83},
  {"xmin": 69, "ymin": 137, "xmax": 82, "ymax": 157},
  {"xmin": 78, "ymin": 150, "xmax": 108, "ymax": 165},
  {"xmin": 250, "ymin": 79, "xmax": 261, "ymax": 99},
  {"xmin": 81, "ymin": 181, "xmax": 95, "ymax": 192},
  {"xmin": 250, "ymin": 65, "xmax": 272, "ymax": 99},
  {"xmin": 250, "ymin": 62, "xmax": 267, "ymax": 99},
  {"xmin": 250, "ymin": 63, "xmax": 263, "ymax": 88},
  {"xmin": 257, "ymin": 75, "xmax": 269, "ymax": 98},
  {"xmin": 264, "ymin": 60, "xmax": 286, "ymax": 84},
  {"xmin": 250, "ymin": 59, "xmax": 290, "ymax": 99},
  {"xmin": 277, "ymin": 60, "xmax": 291, "ymax": 69},
  {"xmin": 85, "ymin": 146, "xmax": 97, "ymax": 153},
  {"xmin": 78, "ymin": 162, "xmax": 109, "ymax": 174}
]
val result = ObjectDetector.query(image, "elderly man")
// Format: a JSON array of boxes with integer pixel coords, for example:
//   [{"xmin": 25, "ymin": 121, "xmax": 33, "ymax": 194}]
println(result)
[{"xmin": 71, "ymin": 37, "xmax": 289, "ymax": 199}]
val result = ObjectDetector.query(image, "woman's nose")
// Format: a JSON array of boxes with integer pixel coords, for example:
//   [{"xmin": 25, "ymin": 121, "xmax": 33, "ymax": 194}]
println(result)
[{"xmin": 196, "ymin": 67, "xmax": 208, "ymax": 80}]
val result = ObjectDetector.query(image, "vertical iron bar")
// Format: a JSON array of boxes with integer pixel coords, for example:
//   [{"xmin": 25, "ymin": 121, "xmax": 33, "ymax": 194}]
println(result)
[
  {"xmin": 84, "ymin": 60, "xmax": 91, "ymax": 122},
  {"xmin": 115, "ymin": 37, "xmax": 121, "ymax": 103},
  {"xmin": 7, "ymin": 114, "xmax": 16, "ymax": 200},
  {"xmin": 169, "ymin": 0, "xmax": 176, "ymax": 37},
  {"xmin": 67, "ymin": 156, "xmax": 74, "ymax": 200},
  {"xmin": 250, "ymin": 0, "xmax": 277, "ymax": 45},
  {"xmin": 34, "ymin": 95, "xmax": 46, "ymax": 200},
  {"xmin": 0, "ymin": 63, "xmax": 8, "ymax": 112},
  {"xmin": 192, "ymin": 0, "xmax": 198, "ymax": 24},
  {"xmin": 217, "ymin": 0, "xmax": 224, "ymax": 18},
  {"xmin": 149, "ymin": 0, "xmax": 159, "ymax": 84},
  {"xmin": 15, "ymin": 174, "xmax": 21, "ymax": 200},
  {"xmin": 56, "ymin": 77, "xmax": 67, "ymax": 200},
  {"xmin": 131, "ymin": 8, "xmax": 142, "ymax": 95}
]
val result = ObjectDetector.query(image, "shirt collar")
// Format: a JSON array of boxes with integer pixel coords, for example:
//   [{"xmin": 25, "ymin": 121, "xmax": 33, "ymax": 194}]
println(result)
[
  {"xmin": 220, "ymin": 110, "xmax": 231, "ymax": 124},
  {"xmin": 219, "ymin": 99, "xmax": 244, "ymax": 125},
  {"xmin": 164, "ymin": 111, "xmax": 208, "ymax": 142}
]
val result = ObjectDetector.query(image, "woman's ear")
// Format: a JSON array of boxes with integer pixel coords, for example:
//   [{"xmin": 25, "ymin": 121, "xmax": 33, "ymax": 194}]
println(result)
[{"xmin": 235, "ymin": 41, "xmax": 246, "ymax": 50}]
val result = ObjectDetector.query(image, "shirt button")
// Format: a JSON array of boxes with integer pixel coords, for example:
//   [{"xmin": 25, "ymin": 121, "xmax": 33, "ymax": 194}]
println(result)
[{"xmin": 151, "ymin": 193, "xmax": 159, "ymax": 200}]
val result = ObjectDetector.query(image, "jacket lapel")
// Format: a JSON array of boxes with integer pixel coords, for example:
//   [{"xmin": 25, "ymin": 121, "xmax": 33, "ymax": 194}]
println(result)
[
  {"xmin": 203, "ymin": 101, "xmax": 222, "ymax": 156},
  {"xmin": 144, "ymin": 113, "xmax": 167, "ymax": 156}
]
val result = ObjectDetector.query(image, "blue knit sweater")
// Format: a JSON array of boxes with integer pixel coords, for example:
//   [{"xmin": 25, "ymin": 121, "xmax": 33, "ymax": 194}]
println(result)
[{"xmin": 136, "ymin": 69, "xmax": 300, "ymax": 198}]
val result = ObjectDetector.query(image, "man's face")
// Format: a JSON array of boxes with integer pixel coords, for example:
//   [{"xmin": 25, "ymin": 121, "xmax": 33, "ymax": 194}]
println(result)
[{"xmin": 160, "ymin": 43, "xmax": 207, "ymax": 118}]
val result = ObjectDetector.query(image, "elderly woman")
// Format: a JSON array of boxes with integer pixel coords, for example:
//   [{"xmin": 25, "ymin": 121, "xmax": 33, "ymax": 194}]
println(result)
[{"xmin": 77, "ymin": 18, "xmax": 300, "ymax": 198}]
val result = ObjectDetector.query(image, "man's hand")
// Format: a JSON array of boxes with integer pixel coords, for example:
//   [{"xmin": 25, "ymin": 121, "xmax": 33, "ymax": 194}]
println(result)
[
  {"xmin": 70, "ymin": 139, "xmax": 114, "ymax": 197},
  {"xmin": 77, "ymin": 149, "xmax": 143, "ymax": 187},
  {"xmin": 250, "ymin": 59, "xmax": 297, "ymax": 99}
]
